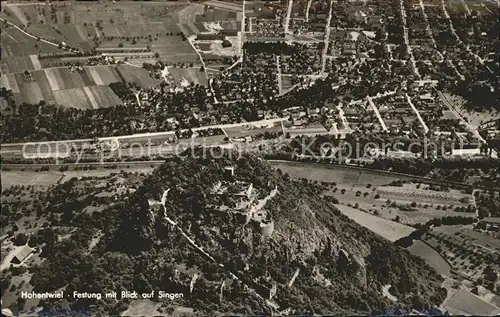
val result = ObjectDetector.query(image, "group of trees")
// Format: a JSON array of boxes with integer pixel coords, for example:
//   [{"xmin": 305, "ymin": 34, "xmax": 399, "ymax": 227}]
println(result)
[
  {"xmin": 395, "ymin": 216, "xmax": 477, "ymax": 247},
  {"xmin": 2, "ymin": 151, "xmax": 449, "ymax": 315}
]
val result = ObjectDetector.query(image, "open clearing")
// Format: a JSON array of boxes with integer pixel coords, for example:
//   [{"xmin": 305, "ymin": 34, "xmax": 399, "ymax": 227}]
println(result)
[
  {"xmin": 269, "ymin": 161, "xmax": 407, "ymax": 186},
  {"xmin": 169, "ymin": 67, "xmax": 209, "ymax": 87},
  {"xmin": 1, "ymin": 171, "xmax": 64, "ymax": 188},
  {"xmin": 407, "ymin": 240, "xmax": 451, "ymax": 276},
  {"xmin": 336, "ymin": 204, "xmax": 416, "ymax": 242},
  {"xmin": 442, "ymin": 288, "xmax": 500, "ymax": 315}
]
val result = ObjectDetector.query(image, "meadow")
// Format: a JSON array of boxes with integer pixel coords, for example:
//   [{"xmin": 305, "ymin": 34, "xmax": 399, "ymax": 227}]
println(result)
[
  {"xmin": 269, "ymin": 161, "xmax": 407, "ymax": 186},
  {"xmin": 335, "ymin": 204, "xmax": 416, "ymax": 242},
  {"xmin": 407, "ymin": 240, "xmax": 451, "ymax": 276}
]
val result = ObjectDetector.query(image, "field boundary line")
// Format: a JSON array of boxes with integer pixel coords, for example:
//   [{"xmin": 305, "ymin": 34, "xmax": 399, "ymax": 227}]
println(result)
[{"xmin": 268, "ymin": 160, "xmax": 500, "ymax": 192}]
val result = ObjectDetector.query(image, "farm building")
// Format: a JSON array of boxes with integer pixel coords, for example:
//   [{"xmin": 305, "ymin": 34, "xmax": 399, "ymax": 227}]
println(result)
[
  {"xmin": 478, "ymin": 218, "xmax": 500, "ymax": 231},
  {"xmin": 12, "ymin": 245, "xmax": 33, "ymax": 264},
  {"xmin": 0, "ymin": 98, "xmax": 13, "ymax": 117},
  {"xmin": 23, "ymin": 70, "xmax": 34, "ymax": 82}
]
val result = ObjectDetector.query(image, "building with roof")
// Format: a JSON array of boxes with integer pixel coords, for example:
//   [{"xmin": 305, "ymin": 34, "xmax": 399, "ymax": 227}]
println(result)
[
  {"xmin": 478, "ymin": 218, "xmax": 500, "ymax": 232},
  {"xmin": 12, "ymin": 246, "xmax": 33, "ymax": 265}
]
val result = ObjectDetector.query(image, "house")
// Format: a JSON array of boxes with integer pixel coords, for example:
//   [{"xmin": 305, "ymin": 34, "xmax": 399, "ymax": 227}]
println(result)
[
  {"xmin": 224, "ymin": 166, "xmax": 235, "ymax": 179},
  {"xmin": 234, "ymin": 183, "xmax": 253, "ymax": 200},
  {"xmin": 255, "ymin": 276, "xmax": 277, "ymax": 300},
  {"xmin": 12, "ymin": 246, "xmax": 33, "ymax": 265},
  {"xmin": 23, "ymin": 70, "xmax": 34, "ymax": 82}
]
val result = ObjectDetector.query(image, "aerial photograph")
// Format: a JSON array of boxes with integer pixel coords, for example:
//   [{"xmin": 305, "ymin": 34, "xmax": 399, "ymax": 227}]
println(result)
[{"xmin": 0, "ymin": 0, "xmax": 499, "ymax": 316}]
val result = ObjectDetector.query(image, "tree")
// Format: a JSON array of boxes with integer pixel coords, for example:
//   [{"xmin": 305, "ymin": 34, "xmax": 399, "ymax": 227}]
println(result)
[
  {"xmin": 118, "ymin": 43, "xmax": 124, "ymax": 48},
  {"xmin": 13, "ymin": 233, "xmax": 28, "ymax": 246},
  {"xmin": 154, "ymin": 52, "xmax": 160, "ymax": 58}
]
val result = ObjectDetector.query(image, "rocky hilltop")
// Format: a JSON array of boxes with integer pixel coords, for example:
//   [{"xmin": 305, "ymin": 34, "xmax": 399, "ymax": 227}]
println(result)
[{"xmin": 29, "ymin": 150, "xmax": 446, "ymax": 316}]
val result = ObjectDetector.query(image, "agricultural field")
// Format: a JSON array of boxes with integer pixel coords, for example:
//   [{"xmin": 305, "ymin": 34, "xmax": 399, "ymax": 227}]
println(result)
[
  {"xmin": 116, "ymin": 65, "xmax": 161, "ymax": 89},
  {"xmin": 433, "ymin": 225, "xmax": 500, "ymax": 252},
  {"xmin": 1, "ymin": 2, "xmax": 188, "ymax": 26},
  {"xmin": 25, "ymin": 24, "xmax": 93, "ymax": 51},
  {"xmin": 335, "ymin": 204, "xmax": 416, "ymax": 242},
  {"xmin": 3, "ymin": 66, "xmax": 123, "ymax": 108},
  {"xmin": 375, "ymin": 184, "xmax": 471, "ymax": 209},
  {"xmin": 1, "ymin": 27, "xmax": 65, "ymax": 59},
  {"xmin": 1, "ymin": 2, "xmax": 204, "ymax": 65},
  {"xmin": 83, "ymin": 86, "xmax": 122, "ymax": 109},
  {"xmin": 272, "ymin": 161, "xmax": 478, "ymax": 226},
  {"xmin": 84, "ymin": 66, "xmax": 122, "ymax": 86},
  {"xmin": 0, "ymin": 55, "xmax": 39, "ymax": 74},
  {"xmin": 53, "ymin": 86, "xmax": 121, "ymax": 110}
]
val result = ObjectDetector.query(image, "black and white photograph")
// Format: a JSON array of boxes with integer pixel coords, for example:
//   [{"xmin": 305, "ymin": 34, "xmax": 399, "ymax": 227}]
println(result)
[{"xmin": 0, "ymin": 0, "xmax": 499, "ymax": 315}]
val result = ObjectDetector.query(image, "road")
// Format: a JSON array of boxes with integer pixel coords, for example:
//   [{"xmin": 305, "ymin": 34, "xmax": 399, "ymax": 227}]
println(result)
[
  {"xmin": 276, "ymin": 55, "xmax": 283, "ymax": 95},
  {"xmin": 320, "ymin": 0, "xmax": 333, "ymax": 74},
  {"xmin": 399, "ymin": 0, "xmax": 420, "ymax": 78},
  {"xmin": 471, "ymin": 189, "xmax": 480, "ymax": 217},
  {"xmin": 366, "ymin": 96, "xmax": 388, "ymax": 132},
  {"xmin": 240, "ymin": 0, "xmax": 246, "ymax": 56},
  {"xmin": 406, "ymin": 93, "xmax": 429, "ymax": 134},
  {"xmin": 305, "ymin": 0, "xmax": 313, "ymax": 22},
  {"xmin": 284, "ymin": 0, "xmax": 293, "ymax": 35}
]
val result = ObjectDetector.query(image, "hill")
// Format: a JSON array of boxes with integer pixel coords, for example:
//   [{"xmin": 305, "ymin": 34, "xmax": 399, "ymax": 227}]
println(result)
[{"xmin": 21, "ymin": 150, "xmax": 446, "ymax": 315}]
